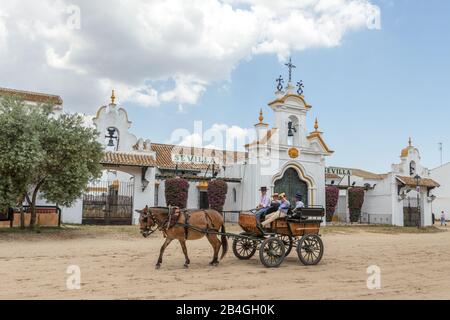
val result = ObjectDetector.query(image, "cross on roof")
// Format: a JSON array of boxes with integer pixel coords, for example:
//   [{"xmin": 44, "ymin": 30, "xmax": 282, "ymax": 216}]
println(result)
[
  {"xmin": 276, "ymin": 75, "xmax": 284, "ymax": 92},
  {"xmin": 284, "ymin": 57, "xmax": 296, "ymax": 83}
]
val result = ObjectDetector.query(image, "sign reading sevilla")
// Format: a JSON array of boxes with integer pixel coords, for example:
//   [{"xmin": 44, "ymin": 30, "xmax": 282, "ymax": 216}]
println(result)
[
  {"xmin": 172, "ymin": 154, "xmax": 219, "ymax": 165},
  {"xmin": 325, "ymin": 167, "xmax": 353, "ymax": 176}
]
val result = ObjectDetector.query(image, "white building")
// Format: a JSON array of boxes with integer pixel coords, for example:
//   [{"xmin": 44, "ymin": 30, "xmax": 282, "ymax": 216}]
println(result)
[
  {"xmin": 65, "ymin": 74, "xmax": 334, "ymax": 225},
  {"xmin": 326, "ymin": 139, "xmax": 440, "ymax": 226},
  {"xmin": 430, "ymin": 163, "xmax": 450, "ymax": 220},
  {"xmin": 2, "ymin": 84, "xmax": 442, "ymax": 228}
]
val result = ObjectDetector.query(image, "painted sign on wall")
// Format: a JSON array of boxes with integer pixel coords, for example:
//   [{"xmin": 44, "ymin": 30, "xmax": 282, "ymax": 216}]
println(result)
[
  {"xmin": 172, "ymin": 154, "xmax": 219, "ymax": 165},
  {"xmin": 325, "ymin": 167, "xmax": 353, "ymax": 176}
]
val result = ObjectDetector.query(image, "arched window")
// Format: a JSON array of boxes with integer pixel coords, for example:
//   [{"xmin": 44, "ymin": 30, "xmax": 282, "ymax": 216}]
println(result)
[
  {"xmin": 287, "ymin": 115, "xmax": 299, "ymax": 146},
  {"xmin": 410, "ymin": 161, "xmax": 416, "ymax": 176}
]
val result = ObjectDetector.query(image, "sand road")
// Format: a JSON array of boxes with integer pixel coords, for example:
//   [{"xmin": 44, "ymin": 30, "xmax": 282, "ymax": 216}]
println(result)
[{"xmin": 1, "ymin": 225, "xmax": 449, "ymax": 300}]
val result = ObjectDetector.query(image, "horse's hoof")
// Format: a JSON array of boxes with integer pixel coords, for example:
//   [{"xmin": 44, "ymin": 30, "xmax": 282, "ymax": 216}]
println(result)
[
  {"xmin": 155, "ymin": 264, "xmax": 161, "ymax": 270},
  {"xmin": 184, "ymin": 264, "xmax": 189, "ymax": 269},
  {"xmin": 209, "ymin": 262, "xmax": 219, "ymax": 267}
]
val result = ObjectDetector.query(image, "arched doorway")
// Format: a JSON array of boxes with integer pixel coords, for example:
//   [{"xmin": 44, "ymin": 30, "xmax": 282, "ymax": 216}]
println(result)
[{"xmin": 274, "ymin": 168, "xmax": 309, "ymax": 206}]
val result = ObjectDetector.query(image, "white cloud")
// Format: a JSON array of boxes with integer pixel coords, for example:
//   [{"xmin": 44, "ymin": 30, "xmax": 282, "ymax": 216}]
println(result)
[
  {"xmin": 0, "ymin": 0, "xmax": 379, "ymax": 112},
  {"xmin": 160, "ymin": 76, "xmax": 207, "ymax": 105}
]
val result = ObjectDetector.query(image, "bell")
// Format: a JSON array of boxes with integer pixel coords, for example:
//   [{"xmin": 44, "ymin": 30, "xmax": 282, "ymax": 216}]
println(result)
[
  {"xmin": 288, "ymin": 128, "xmax": 294, "ymax": 137},
  {"xmin": 108, "ymin": 139, "xmax": 115, "ymax": 147},
  {"xmin": 287, "ymin": 121, "xmax": 296, "ymax": 137}
]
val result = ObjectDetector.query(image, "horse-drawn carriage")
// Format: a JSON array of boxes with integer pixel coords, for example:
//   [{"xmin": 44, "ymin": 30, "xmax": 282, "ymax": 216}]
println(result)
[
  {"xmin": 138, "ymin": 205, "xmax": 325, "ymax": 269},
  {"xmin": 232, "ymin": 206, "xmax": 325, "ymax": 267}
]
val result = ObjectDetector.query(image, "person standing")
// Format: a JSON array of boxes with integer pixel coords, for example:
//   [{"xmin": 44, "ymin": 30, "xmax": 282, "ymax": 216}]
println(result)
[{"xmin": 441, "ymin": 211, "xmax": 447, "ymax": 227}]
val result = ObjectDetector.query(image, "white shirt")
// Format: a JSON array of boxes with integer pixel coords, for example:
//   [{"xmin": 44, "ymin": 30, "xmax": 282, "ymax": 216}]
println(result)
[
  {"xmin": 259, "ymin": 195, "xmax": 270, "ymax": 208},
  {"xmin": 295, "ymin": 201, "xmax": 305, "ymax": 209}
]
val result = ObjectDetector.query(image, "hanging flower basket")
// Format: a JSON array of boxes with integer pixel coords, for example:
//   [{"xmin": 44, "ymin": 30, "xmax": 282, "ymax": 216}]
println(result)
[
  {"xmin": 207, "ymin": 179, "xmax": 228, "ymax": 212},
  {"xmin": 348, "ymin": 187, "xmax": 365, "ymax": 223},
  {"xmin": 165, "ymin": 178, "xmax": 189, "ymax": 209},
  {"xmin": 326, "ymin": 186, "xmax": 339, "ymax": 222}
]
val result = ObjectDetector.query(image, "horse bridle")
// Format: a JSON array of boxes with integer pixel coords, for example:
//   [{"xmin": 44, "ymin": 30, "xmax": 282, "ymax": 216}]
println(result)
[
  {"xmin": 140, "ymin": 208, "xmax": 159, "ymax": 238},
  {"xmin": 140, "ymin": 206, "xmax": 179, "ymax": 238}
]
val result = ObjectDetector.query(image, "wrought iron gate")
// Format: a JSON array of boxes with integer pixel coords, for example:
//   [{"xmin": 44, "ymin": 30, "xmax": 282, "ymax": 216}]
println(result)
[
  {"xmin": 82, "ymin": 181, "xmax": 134, "ymax": 225},
  {"xmin": 403, "ymin": 197, "xmax": 420, "ymax": 227},
  {"xmin": 274, "ymin": 168, "xmax": 309, "ymax": 206}
]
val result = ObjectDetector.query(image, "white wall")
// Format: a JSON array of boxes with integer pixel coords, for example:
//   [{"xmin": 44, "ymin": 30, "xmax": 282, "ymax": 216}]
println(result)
[
  {"xmin": 61, "ymin": 199, "xmax": 83, "ymax": 224},
  {"xmin": 430, "ymin": 163, "xmax": 450, "ymax": 218},
  {"xmin": 362, "ymin": 176, "xmax": 394, "ymax": 217}
]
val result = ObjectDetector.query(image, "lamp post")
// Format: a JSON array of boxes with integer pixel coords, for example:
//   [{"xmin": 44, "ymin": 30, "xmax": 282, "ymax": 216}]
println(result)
[{"xmin": 414, "ymin": 174, "xmax": 421, "ymax": 228}]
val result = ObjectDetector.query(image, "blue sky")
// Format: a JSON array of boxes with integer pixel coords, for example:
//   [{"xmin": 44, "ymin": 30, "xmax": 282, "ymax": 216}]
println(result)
[{"xmin": 124, "ymin": 0, "xmax": 450, "ymax": 173}]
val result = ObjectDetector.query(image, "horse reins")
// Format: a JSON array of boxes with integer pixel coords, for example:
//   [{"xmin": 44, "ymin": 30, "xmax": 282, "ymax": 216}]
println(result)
[{"xmin": 141, "ymin": 207, "xmax": 220, "ymax": 239}]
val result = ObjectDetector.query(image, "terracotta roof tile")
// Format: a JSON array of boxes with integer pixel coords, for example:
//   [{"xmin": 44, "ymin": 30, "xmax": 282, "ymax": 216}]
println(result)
[
  {"xmin": 101, "ymin": 152, "xmax": 155, "ymax": 167},
  {"xmin": 396, "ymin": 176, "xmax": 440, "ymax": 188},
  {"xmin": 325, "ymin": 173, "xmax": 340, "ymax": 179},
  {"xmin": 151, "ymin": 143, "xmax": 247, "ymax": 171},
  {"xmin": 0, "ymin": 87, "xmax": 63, "ymax": 106},
  {"xmin": 351, "ymin": 169, "xmax": 385, "ymax": 180}
]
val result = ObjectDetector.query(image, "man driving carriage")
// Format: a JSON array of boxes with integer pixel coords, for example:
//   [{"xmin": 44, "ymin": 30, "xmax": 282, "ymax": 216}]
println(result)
[{"xmin": 255, "ymin": 192, "xmax": 281, "ymax": 228}]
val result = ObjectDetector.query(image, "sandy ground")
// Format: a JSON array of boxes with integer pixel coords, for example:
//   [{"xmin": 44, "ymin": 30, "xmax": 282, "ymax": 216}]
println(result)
[{"xmin": 1, "ymin": 224, "xmax": 450, "ymax": 300}]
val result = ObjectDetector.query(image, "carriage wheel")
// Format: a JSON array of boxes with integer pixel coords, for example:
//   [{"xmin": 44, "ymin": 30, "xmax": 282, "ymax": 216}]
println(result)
[
  {"xmin": 277, "ymin": 235, "xmax": 293, "ymax": 257},
  {"xmin": 259, "ymin": 238, "xmax": 286, "ymax": 268},
  {"xmin": 232, "ymin": 233, "xmax": 257, "ymax": 260},
  {"xmin": 297, "ymin": 234, "xmax": 324, "ymax": 266}
]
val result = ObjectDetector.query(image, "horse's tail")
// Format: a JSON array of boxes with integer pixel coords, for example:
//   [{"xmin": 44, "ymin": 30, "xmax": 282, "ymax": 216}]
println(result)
[{"xmin": 220, "ymin": 223, "xmax": 228, "ymax": 260}]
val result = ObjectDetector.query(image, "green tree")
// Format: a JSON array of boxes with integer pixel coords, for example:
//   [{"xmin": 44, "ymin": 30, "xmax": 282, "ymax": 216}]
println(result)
[
  {"xmin": 27, "ymin": 113, "xmax": 103, "ymax": 228},
  {"xmin": 0, "ymin": 97, "xmax": 49, "ymax": 227},
  {"xmin": 0, "ymin": 97, "xmax": 104, "ymax": 229}
]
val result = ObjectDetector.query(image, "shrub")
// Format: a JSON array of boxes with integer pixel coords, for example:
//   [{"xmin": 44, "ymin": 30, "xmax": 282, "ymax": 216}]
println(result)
[
  {"xmin": 165, "ymin": 178, "xmax": 189, "ymax": 208},
  {"xmin": 326, "ymin": 186, "xmax": 339, "ymax": 222},
  {"xmin": 207, "ymin": 179, "xmax": 228, "ymax": 212},
  {"xmin": 348, "ymin": 187, "xmax": 365, "ymax": 223}
]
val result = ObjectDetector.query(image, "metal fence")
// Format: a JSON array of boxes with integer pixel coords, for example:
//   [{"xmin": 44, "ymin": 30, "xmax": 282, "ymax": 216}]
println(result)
[{"xmin": 82, "ymin": 181, "xmax": 135, "ymax": 225}]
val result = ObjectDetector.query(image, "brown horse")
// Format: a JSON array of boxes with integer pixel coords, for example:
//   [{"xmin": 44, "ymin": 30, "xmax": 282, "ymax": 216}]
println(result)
[{"xmin": 136, "ymin": 206, "xmax": 228, "ymax": 269}]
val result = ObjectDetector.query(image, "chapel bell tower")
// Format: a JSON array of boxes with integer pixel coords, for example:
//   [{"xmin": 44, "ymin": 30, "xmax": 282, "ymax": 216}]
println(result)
[{"xmin": 268, "ymin": 58, "xmax": 312, "ymax": 148}]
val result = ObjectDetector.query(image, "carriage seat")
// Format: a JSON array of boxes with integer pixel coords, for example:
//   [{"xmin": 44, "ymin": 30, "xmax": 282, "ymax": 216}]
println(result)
[{"xmin": 287, "ymin": 207, "xmax": 324, "ymax": 223}]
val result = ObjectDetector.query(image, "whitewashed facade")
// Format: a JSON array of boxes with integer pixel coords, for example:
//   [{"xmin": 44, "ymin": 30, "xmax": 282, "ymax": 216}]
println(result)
[
  {"xmin": 62, "ymin": 79, "xmax": 333, "ymax": 225},
  {"xmin": 430, "ymin": 163, "xmax": 450, "ymax": 220},
  {"xmin": 325, "ymin": 140, "xmax": 440, "ymax": 226}
]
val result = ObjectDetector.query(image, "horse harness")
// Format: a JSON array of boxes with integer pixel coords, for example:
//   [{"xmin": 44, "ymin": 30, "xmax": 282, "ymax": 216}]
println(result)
[
  {"xmin": 165, "ymin": 206, "xmax": 190, "ymax": 239},
  {"xmin": 144, "ymin": 207, "xmax": 218, "ymax": 239}
]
